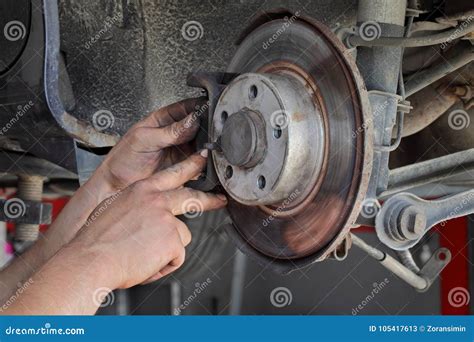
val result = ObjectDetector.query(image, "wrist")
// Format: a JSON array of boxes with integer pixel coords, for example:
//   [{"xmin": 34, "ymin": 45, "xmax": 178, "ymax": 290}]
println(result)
[
  {"xmin": 84, "ymin": 166, "xmax": 118, "ymax": 203},
  {"xmin": 36, "ymin": 165, "xmax": 119, "ymax": 266},
  {"xmin": 54, "ymin": 240, "xmax": 120, "ymax": 293},
  {"xmin": 21, "ymin": 242, "xmax": 119, "ymax": 314}
]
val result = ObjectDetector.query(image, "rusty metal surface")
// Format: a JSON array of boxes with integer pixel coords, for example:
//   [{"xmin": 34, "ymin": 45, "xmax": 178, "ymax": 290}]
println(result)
[
  {"xmin": 212, "ymin": 72, "xmax": 326, "ymax": 207},
  {"xmin": 223, "ymin": 15, "xmax": 372, "ymax": 263}
]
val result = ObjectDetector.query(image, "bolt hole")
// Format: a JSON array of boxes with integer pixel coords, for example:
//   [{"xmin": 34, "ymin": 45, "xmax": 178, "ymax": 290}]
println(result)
[
  {"xmin": 273, "ymin": 125, "xmax": 282, "ymax": 139},
  {"xmin": 249, "ymin": 85, "xmax": 258, "ymax": 100},
  {"xmin": 335, "ymin": 248, "xmax": 346, "ymax": 260},
  {"xmin": 257, "ymin": 175, "xmax": 266, "ymax": 189},
  {"xmin": 221, "ymin": 111, "xmax": 228, "ymax": 122},
  {"xmin": 225, "ymin": 165, "xmax": 233, "ymax": 179},
  {"xmin": 437, "ymin": 251, "xmax": 447, "ymax": 261}
]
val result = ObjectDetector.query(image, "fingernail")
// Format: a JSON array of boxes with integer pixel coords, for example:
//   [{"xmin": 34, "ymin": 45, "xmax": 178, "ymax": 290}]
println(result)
[
  {"xmin": 200, "ymin": 149, "xmax": 208, "ymax": 158},
  {"xmin": 217, "ymin": 194, "xmax": 227, "ymax": 201}
]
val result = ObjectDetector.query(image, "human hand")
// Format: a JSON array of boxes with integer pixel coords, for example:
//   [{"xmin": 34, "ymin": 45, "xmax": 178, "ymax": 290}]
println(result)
[
  {"xmin": 0, "ymin": 99, "xmax": 211, "ymax": 313},
  {"xmin": 92, "ymin": 97, "xmax": 207, "ymax": 199},
  {"xmin": 69, "ymin": 151, "xmax": 226, "ymax": 289}
]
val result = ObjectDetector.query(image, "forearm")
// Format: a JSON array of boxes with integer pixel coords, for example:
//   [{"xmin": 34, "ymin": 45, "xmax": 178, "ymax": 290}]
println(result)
[
  {"xmin": 2, "ymin": 241, "xmax": 116, "ymax": 315},
  {"xmin": 0, "ymin": 173, "xmax": 114, "ymax": 305}
]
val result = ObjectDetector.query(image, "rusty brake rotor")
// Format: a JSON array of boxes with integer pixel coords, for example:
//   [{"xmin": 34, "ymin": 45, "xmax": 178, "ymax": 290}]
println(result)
[{"xmin": 211, "ymin": 16, "xmax": 372, "ymax": 270}]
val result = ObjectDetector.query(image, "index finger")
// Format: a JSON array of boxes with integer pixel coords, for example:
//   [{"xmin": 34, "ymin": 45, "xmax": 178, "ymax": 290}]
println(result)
[
  {"xmin": 147, "ymin": 150, "xmax": 208, "ymax": 191},
  {"xmin": 161, "ymin": 188, "xmax": 227, "ymax": 216}
]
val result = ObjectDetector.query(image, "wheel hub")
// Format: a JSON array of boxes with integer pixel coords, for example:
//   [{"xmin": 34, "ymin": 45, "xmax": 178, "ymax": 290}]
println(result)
[{"xmin": 213, "ymin": 73, "xmax": 325, "ymax": 206}]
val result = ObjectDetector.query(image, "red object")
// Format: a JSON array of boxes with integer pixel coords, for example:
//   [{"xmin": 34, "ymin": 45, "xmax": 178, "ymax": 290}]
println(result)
[
  {"xmin": 5, "ymin": 196, "xmax": 70, "ymax": 233},
  {"xmin": 436, "ymin": 217, "xmax": 470, "ymax": 315},
  {"xmin": 356, "ymin": 216, "xmax": 470, "ymax": 315}
]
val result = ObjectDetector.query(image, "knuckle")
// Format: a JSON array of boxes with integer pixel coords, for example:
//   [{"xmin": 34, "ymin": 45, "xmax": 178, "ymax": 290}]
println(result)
[
  {"xmin": 166, "ymin": 238, "xmax": 184, "ymax": 261},
  {"xmin": 132, "ymin": 180, "xmax": 152, "ymax": 194},
  {"xmin": 166, "ymin": 163, "xmax": 184, "ymax": 176},
  {"xmin": 182, "ymin": 187, "xmax": 196, "ymax": 197},
  {"xmin": 126, "ymin": 127, "xmax": 142, "ymax": 144},
  {"xmin": 175, "ymin": 244, "xmax": 186, "ymax": 260},
  {"xmin": 178, "ymin": 221, "xmax": 192, "ymax": 245},
  {"xmin": 163, "ymin": 212, "xmax": 177, "ymax": 225},
  {"xmin": 167, "ymin": 122, "xmax": 181, "ymax": 140},
  {"xmin": 176, "ymin": 251, "xmax": 186, "ymax": 268},
  {"xmin": 156, "ymin": 192, "xmax": 175, "ymax": 208}
]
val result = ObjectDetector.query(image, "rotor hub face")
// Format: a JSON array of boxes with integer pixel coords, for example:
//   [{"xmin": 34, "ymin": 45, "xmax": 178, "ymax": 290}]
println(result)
[{"xmin": 213, "ymin": 73, "xmax": 325, "ymax": 206}]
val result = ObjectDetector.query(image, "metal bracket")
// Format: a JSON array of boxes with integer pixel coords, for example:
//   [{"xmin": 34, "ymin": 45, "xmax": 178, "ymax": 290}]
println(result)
[
  {"xmin": 185, "ymin": 72, "xmax": 238, "ymax": 191},
  {"xmin": 352, "ymin": 233, "xmax": 450, "ymax": 291},
  {"xmin": 376, "ymin": 190, "xmax": 474, "ymax": 250},
  {"xmin": 364, "ymin": 90, "xmax": 412, "ymax": 198},
  {"xmin": 0, "ymin": 198, "xmax": 52, "ymax": 225},
  {"xmin": 417, "ymin": 247, "xmax": 451, "ymax": 292},
  {"xmin": 330, "ymin": 235, "xmax": 352, "ymax": 261}
]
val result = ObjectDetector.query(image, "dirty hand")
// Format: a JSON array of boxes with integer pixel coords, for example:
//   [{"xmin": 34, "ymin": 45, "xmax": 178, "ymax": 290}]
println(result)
[
  {"xmin": 27, "ymin": 98, "xmax": 208, "ymax": 272},
  {"xmin": 93, "ymin": 97, "xmax": 207, "ymax": 197},
  {"xmin": 69, "ymin": 151, "xmax": 226, "ymax": 289},
  {"xmin": 3, "ymin": 152, "xmax": 227, "ymax": 314}
]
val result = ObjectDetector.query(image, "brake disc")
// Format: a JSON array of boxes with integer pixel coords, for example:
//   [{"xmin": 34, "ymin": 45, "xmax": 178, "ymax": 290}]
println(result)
[{"xmin": 211, "ymin": 17, "xmax": 372, "ymax": 270}]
